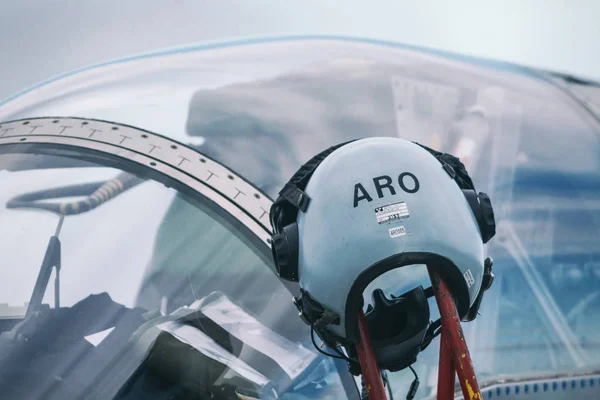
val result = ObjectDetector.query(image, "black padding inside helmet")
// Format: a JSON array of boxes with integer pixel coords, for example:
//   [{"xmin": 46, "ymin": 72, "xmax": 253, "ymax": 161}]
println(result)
[
  {"xmin": 343, "ymin": 252, "xmax": 470, "ymax": 344},
  {"xmin": 362, "ymin": 287, "xmax": 430, "ymax": 372}
]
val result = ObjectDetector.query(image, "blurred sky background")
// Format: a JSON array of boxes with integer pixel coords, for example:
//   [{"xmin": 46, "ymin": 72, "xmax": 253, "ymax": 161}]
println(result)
[{"xmin": 1, "ymin": 0, "xmax": 598, "ymax": 100}]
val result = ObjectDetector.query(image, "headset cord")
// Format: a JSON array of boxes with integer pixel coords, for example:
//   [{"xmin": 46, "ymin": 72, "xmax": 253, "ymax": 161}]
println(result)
[
  {"xmin": 420, "ymin": 319, "xmax": 442, "ymax": 351},
  {"xmin": 406, "ymin": 365, "xmax": 420, "ymax": 400},
  {"xmin": 360, "ymin": 366, "xmax": 418, "ymax": 400},
  {"xmin": 310, "ymin": 325, "xmax": 359, "ymax": 363},
  {"xmin": 310, "ymin": 325, "xmax": 345, "ymax": 360},
  {"xmin": 382, "ymin": 370, "xmax": 395, "ymax": 400},
  {"xmin": 359, "ymin": 371, "xmax": 395, "ymax": 400}
]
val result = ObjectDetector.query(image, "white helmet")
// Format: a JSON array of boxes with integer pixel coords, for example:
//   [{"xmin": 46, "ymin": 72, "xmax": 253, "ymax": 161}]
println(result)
[{"xmin": 269, "ymin": 137, "xmax": 495, "ymax": 371}]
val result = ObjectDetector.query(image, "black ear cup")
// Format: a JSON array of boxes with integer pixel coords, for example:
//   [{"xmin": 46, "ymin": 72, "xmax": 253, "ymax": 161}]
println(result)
[
  {"xmin": 462, "ymin": 189, "xmax": 496, "ymax": 243},
  {"xmin": 270, "ymin": 223, "xmax": 300, "ymax": 282},
  {"xmin": 269, "ymin": 141, "xmax": 360, "ymax": 284},
  {"xmin": 477, "ymin": 192, "xmax": 496, "ymax": 243}
]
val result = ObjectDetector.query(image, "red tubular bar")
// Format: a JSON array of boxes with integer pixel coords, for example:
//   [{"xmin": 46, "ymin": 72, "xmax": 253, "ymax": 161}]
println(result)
[
  {"xmin": 354, "ymin": 270, "xmax": 481, "ymax": 400},
  {"xmin": 428, "ymin": 268, "xmax": 482, "ymax": 400},
  {"xmin": 356, "ymin": 311, "xmax": 387, "ymax": 400},
  {"xmin": 437, "ymin": 323, "xmax": 456, "ymax": 400}
]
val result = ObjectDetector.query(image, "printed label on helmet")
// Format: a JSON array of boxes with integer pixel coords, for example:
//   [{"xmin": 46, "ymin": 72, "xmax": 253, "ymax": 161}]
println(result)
[
  {"xmin": 375, "ymin": 201, "xmax": 409, "ymax": 224},
  {"xmin": 389, "ymin": 226, "xmax": 406, "ymax": 238},
  {"xmin": 464, "ymin": 269, "xmax": 475, "ymax": 288}
]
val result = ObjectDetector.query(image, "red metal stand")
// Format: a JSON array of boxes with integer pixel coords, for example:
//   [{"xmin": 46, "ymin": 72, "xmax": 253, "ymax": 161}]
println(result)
[
  {"xmin": 354, "ymin": 270, "xmax": 482, "ymax": 400},
  {"xmin": 356, "ymin": 311, "xmax": 387, "ymax": 400},
  {"xmin": 428, "ymin": 268, "xmax": 482, "ymax": 400},
  {"xmin": 437, "ymin": 325, "xmax": 456, "ymax": 400}
]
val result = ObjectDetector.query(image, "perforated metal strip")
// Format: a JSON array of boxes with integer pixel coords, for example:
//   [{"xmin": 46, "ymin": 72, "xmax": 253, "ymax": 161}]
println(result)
[{"xmin": 0, "ymin": 116, "xmax": 274, "ymax": 244}]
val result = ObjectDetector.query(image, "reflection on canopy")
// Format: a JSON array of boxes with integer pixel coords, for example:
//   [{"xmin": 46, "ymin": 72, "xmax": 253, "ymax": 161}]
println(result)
[
  {"xmin": 0, "ymin": 123, "xmax": 357, "ymax": 399},
  {"xmin": 181, "ymin": 50, "xmax": 600, "ymax": 391},
  {"xmin": 0, "ymin": 37, "xmax": 599, "ymax": 398}
]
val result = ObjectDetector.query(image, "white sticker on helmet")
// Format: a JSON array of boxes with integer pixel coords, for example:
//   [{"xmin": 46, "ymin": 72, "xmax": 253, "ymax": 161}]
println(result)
[
  {"xmin": 464, "ymin": 269, "xmax": 475, "ymax": 288},
  {"xmin": 389, "ymin": 226, "xmax": 407, "ymax": 238},
  {"xmin": 375, "ymin": 201, "xmax": 409, "ymax": 224}
]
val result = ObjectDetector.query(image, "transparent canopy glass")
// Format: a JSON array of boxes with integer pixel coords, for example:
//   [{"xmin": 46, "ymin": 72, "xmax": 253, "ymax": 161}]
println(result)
[{"xmin": 1, "ymin": 37, "xmax": 599, "ymax": 398}]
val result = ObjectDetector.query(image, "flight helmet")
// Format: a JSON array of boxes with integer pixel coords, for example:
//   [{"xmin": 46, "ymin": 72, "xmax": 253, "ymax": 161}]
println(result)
[{"xmin": 270, "ymin": 137, "xmax": 495, "ymax": 371}]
